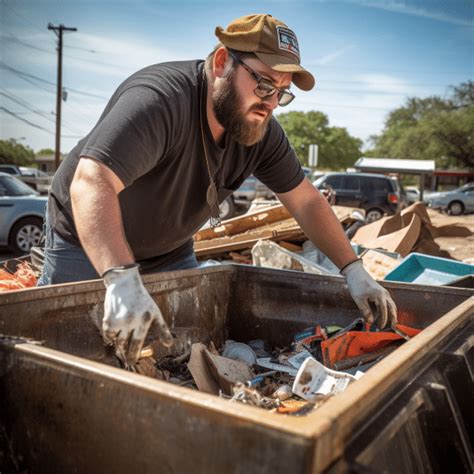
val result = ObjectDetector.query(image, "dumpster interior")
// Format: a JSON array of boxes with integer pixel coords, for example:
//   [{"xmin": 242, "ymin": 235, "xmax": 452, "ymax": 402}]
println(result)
[
  {"xmin": 0, "ymin": 265, "xmax": 452, "ymax": 413},
  {"xmin": 0, "ymin": 265, "xmax": 472, "ymax": 473}
]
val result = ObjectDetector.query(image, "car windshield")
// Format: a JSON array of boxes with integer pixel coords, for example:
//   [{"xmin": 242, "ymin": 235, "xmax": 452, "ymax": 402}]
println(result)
[
  {"xmin": 0, "ymin": 176, "xmax": 38, "ymax": 196},
  {"xmin": 456, "ymin": 183, "xmax": 474, "ymax": 193}
]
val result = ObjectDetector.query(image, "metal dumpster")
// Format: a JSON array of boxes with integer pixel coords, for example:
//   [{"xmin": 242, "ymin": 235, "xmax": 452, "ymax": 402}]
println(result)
[{"xmin": 0, "ymin": 265, "xmax": 472, "ymax": 473}]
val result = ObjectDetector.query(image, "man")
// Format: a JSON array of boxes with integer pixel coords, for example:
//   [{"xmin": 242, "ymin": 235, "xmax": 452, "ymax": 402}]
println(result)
[{"xmin": 39, "ymin": 14, "xmax": 397, "ymax": 366}]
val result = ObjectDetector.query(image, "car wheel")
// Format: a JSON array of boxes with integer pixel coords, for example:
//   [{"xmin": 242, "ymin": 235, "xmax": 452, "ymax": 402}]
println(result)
[
  {"xmin": 365, "ymin": 208, "xmax": 384, "ymax": 223},
  {"xmin": 9, "ymin": 217, "xmax": 43, "ymax": 254},
  {"xmin": 448, "ymin": 201, "xmax": 464, "ymax": 216},
  {"xmin": 219, "ymin": 196, "xmax": 236, "ymax": 221}
]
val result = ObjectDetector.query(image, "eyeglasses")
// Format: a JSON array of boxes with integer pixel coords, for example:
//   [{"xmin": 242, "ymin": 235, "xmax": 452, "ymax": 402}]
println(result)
[{"xmin": 228, "ymin": 50, "xmax": 295, "ymax": 107}]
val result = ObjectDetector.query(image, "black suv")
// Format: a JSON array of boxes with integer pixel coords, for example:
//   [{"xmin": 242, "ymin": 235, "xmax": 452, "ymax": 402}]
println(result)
[{"xmin": 314, "ymin": 172, "xmax": 405, "ymax": 222}]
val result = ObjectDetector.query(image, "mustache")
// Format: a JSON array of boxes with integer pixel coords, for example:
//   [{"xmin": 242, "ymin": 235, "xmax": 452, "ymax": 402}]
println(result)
[{"xmin": 249, "ymin": 103, "xmax": 272, "ymax": 114}]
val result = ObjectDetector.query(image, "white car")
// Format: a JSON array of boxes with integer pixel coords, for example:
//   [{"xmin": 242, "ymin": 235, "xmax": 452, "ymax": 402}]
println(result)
[{"xmin": 423, "ymin": 183, "xmax": 474, "ymax": 215}]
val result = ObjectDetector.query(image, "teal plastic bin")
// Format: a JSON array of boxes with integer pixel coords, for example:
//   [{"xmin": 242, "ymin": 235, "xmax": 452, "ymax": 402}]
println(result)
[{"xmin": 384, "ymin": 252, "xmax": 474, "ymax": 286}]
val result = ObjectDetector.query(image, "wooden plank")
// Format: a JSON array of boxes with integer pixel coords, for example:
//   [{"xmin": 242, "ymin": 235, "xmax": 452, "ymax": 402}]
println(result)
[{"xmin": 194, "ymin": 204, "xmax": 291, "ymax": 241}]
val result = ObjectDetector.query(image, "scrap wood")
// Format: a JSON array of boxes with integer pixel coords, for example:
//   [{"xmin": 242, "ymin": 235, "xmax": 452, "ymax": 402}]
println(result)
[
  {"xmin": 194, "ymin": 205, "xmax": 358, "ymax": 243},
  {"xmin": 194, "ymin": 220, "xmax": 305, "ymax": 257},
  {"xmin": 195, "ymin": 203, "xmax": 291, "ymax": 241}
]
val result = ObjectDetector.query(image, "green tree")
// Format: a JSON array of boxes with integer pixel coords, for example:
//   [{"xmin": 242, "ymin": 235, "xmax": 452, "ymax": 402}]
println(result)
[
  {"xmin": 0, "ymin": 139, "xmax": 35, "ymax": 166},
  {"xmin": 36, "ymin": 148, "xmax": 55, "ymax": 156},
  {"xmin": 368, "ymin": 81, "xmax": 473, "ymax": 169},
  {"xmin": 276, "ymin": 111, "xmax": 362, "ymax": 170}
]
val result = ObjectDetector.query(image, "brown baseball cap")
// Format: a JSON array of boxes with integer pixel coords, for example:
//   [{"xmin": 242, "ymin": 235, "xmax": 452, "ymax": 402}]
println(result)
[{"xmin": 215, "ymin": 14, "xmax": 315, "ymax": 91}]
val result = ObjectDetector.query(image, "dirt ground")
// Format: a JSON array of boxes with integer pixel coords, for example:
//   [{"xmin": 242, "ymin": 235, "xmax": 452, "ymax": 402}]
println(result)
[{"xmin": 427, "ymin": 209, "xmax": 474, "ymax": 262}]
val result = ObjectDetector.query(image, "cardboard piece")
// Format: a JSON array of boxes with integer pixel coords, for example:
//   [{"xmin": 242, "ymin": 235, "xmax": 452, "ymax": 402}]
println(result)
[
  {"xmin": 401, "ymin": 202, "xmax": 432, "ymax": 227},
  {"xmin": 365, "ymin": 215, "xmax": 421, "ymax": 257},
  {"xmin": 351, "ymin": 213, "xmax": 404, "ymax": 246},
  {"xmin": 187, "ymin": 343, "xmax": 220, "ymax": 395},
  {"xmin": 203, "ymin": 349, "xmax": 254, "ymax": 395}
]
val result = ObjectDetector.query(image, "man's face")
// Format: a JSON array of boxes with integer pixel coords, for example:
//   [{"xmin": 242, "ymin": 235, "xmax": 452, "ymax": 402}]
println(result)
[{"xmin": 212, "ymin": 55, "xmax": 292, "ymax": 146}]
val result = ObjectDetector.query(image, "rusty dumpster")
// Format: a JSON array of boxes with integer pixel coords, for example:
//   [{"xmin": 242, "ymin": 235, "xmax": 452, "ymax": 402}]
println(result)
[{"xmin": 0, "ymin": 265, "xmax": 472, "ymax": 473}]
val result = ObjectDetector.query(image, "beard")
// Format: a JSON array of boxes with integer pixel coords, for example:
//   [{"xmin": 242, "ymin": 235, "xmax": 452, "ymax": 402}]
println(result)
[{"xmin": 212, "ymin": 71, "xmax": 272, "ymax": 146}]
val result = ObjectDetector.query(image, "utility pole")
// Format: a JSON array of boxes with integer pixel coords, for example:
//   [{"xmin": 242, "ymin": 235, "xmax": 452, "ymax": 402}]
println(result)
[{"xmin": 48, "ymin": 23, "xmax": 77, "ymax": 171}]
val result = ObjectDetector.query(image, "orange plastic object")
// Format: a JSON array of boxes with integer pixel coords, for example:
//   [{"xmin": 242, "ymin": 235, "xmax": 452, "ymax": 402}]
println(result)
[
  {"xmin": 0, "ymin": 262, "xmax": 37, "ymax": 292},
  {"xmin": 321, "ymin": 324, "xmax": 421, "ymax": 368}
]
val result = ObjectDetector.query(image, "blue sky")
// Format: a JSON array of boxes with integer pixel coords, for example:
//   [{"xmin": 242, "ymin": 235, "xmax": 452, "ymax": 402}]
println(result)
[{"xmin": 1, "ymin": 0, "xmax": 472, "ymax": 155}]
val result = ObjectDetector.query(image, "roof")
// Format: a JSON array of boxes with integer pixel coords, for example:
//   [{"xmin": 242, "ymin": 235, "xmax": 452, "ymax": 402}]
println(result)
[{"xmin": 355, "ymin": 157, "xmax": 436, "ymax": 174}]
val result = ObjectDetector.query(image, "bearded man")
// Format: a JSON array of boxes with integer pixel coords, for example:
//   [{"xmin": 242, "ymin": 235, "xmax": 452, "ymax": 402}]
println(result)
[{"xmin": 39, "ymin": 14, "xmax": 397, "ymax": 365}]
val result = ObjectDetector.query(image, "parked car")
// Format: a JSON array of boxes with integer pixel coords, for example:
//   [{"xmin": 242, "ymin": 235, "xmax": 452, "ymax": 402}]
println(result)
[
  {"xmin": 0, "ymin": 173, "xmax": 47, "ymax": 253},
  {"xmin": 405, "ymin": 186, "xmax": 421, "ymax": 204},
  {"xmin": 0, "ymin": 164, "xmax": 52, "ymax": 194},
  {"xmin": 423, "ymin": 182, "xmax": 474, "ymax": 215},
  {"xmin": 219, "ymin": 175, "xmax": 275, "ymax": 220},
  {"xmin": 313, "ymin": 172, "xmax": 404, "ymax": 222}
]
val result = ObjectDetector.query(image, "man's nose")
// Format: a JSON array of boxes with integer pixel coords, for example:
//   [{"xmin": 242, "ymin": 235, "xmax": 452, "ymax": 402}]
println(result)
[{"xmin": 263, "ymin": 92, "xmax": 280, "ymax": 109}]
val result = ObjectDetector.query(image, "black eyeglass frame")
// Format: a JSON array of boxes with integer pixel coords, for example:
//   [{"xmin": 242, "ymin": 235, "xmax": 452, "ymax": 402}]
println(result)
[{"xmin": 227, "ymin": 50, "xmax": 295, "ymax": 107}]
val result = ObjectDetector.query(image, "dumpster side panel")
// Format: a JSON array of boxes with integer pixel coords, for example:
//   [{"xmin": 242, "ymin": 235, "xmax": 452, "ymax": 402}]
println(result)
[{"xmin": 0, "ymin": 344, "xmax": 313, "ymax": 474}]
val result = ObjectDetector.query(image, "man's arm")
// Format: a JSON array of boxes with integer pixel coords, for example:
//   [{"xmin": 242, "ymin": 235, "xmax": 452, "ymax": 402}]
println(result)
[
  {"xmin": 277, "ymin": 178, "xmax": 397, "ymax": 328},
  {"xmin": 70, "ymin": 157, "xmax": 172, "ymax": 366},
  {"xmin": 70, "ymin": 157, "xmax": 134, "ymax": 275},
  {"xmin": 276, "ymin": 178, "xmax": 357, "ymax": 268}
]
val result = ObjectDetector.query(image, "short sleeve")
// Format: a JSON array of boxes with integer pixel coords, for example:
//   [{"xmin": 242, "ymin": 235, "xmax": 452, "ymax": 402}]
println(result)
[
  {"xmin": 253, "ymin": 118, "xmax": 305, "ymax": 194},
  {"xmin": 80, "ymin": 86, "xmax": 174, "ymax": 186}
]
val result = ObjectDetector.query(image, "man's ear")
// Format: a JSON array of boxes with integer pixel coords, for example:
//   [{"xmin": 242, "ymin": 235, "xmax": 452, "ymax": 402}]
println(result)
[{"xmin": 213, "ymin": 47, "xmax": 230, "ymax": 78}]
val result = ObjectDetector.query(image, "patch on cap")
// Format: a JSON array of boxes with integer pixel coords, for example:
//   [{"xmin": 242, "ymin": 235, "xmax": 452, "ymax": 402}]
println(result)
[{"xmin": 276, "ymin": 26, "xmax": 300, "ymax": 59}]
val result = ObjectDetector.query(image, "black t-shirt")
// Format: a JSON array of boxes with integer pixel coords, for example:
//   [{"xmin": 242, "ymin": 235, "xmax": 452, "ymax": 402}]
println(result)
[{"xmin": 49, "ymin": 60, "xmax": 304, "ymax": 265}]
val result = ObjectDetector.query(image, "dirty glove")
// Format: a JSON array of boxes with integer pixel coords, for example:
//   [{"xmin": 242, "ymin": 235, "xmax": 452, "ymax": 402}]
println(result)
[
  {"xmin": 102, "ymin": 264, "xmax": 173, "ymax": 367},
  {"xmin": 341, "ymin": 259, "xmax": 397, "ymax": 328}
]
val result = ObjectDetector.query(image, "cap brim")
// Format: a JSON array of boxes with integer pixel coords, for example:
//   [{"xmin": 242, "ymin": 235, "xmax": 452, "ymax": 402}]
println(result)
[{"xmin": 255, "ymin": 51, "xmax": 315, "ymax": 91}]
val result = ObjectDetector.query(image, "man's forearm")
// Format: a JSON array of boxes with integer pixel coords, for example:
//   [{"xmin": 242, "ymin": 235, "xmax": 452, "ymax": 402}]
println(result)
[
  {"xmin": 277, "ymin": 179, "xmax": 357, "ymax": 269},
  {"xmin": 70, "ymin": 158, "xmax": 134, "ymax": 276}
]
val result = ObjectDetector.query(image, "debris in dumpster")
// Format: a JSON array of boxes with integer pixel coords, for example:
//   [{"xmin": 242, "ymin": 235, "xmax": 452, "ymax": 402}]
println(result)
[
  {"xmin": 247, "ymin": 339, "xmax": 271, "ymax": 358},
  {"xmin": 0, "ymin": 261, "xmax": 38, "ymax": 291},
  {"xmin": 321, "ymin": 323, "xmax": 422, "ymax": 369},
  {"xmin": 229, "ymin": 382, "xmax": 280, "ymax": 409},
  {"xmin": 222, "ymin": 340, "xmax": 257, "ymax": 365},
  {"xmin": 188, "ymin": 343, "xmax": 220, "ymax": 394},
  {"xmin": 257, "ymin": 357, "xmax": 299, "ymax": 376},
  {"xmin": 292, "ymin": 357, "xmax": 357, "ymax": 401},
  {"xmin": 278, "ymin": 400, "xmax": 317, "ymax": 416},
  {"xmin": 204, "ymin": 349, "xmax": 255, "ymax": 395},
  {"xmin": 272, "ymin": 384, "xmax": 293, "ymax": 401},
  {"xmin": 125, "ymin": 315, "xmax": 422, "ymax": 416}
]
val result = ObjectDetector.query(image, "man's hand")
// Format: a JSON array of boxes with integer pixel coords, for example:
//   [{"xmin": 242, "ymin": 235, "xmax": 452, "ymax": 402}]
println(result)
[
  {"xmin": 102, "ymin": 265, "xmax": 173, "ymax": 366},
  {"xmin": 341, "ymin": 259, "xmax": 397, "ymax": 328}
]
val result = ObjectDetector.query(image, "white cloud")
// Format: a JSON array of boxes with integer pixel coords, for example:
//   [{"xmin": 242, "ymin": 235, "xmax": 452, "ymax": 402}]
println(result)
[
  {"xmin": 346, "ymin": 0, "xmax": 473, "ymax": 27},
  {"xmin": 308, "ymin": 45, "xmax": 356, "ymax": 66}
]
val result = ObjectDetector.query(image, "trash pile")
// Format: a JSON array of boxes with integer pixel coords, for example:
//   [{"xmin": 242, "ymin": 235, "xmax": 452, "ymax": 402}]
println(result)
[
  {"xmin": 0, "ymin": 261, "xmax": 38, "ymax": 291},
  {"xmin": 135, "ymin": 319, "xmax": 421, "ymax": 416},
  {"xmin": 195, "ymin": 201, "xmax": 473, "ymax": 285}
]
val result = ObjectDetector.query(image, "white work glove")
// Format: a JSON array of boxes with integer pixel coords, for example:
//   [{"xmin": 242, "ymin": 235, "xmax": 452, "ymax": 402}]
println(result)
[
  {"xmin": 102, "ymin": 264, "xmax": 173, "ymax": 366},
  {"xmin": 341, "ymin": 259, "xmax": 398, "ymax": 328}
]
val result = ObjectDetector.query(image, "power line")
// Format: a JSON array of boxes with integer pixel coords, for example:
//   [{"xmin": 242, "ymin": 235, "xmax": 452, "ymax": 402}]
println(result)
[
  {"xmin": 0, "ymin": 89, "xmax": 84, "ymax": 135},
  {"xmin": 0, "ymin": 90, "xmax": 56, "ymax": 124},
  {"xmin": 3, "ymin": 3, "xmax": 55, "ymax": 43},
  {"xmin": 0, "ymin": 62, "xmax": 108, "ymax": 99},
  {"xmin": 0, "ymin": 106, "xmax": 55, "ymax": 134},
  {"xmin": 1, "ymin": 34, "xmax": 54, "ymax": 55}
]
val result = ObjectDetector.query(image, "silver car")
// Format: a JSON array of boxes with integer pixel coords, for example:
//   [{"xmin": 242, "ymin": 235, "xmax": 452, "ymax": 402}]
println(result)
[
  {"xmin": 424, "ymin": 182, "xmax": 474, "ymax": 215},
  {"xmin": 0, "ymin": 172, "xmax": 47, "ymax": 253}
]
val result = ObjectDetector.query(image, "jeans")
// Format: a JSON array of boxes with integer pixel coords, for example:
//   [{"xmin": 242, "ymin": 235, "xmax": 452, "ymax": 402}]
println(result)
[{"xmin": 37, "ymin": 215, "xmax": 199, "ymax": 286}]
